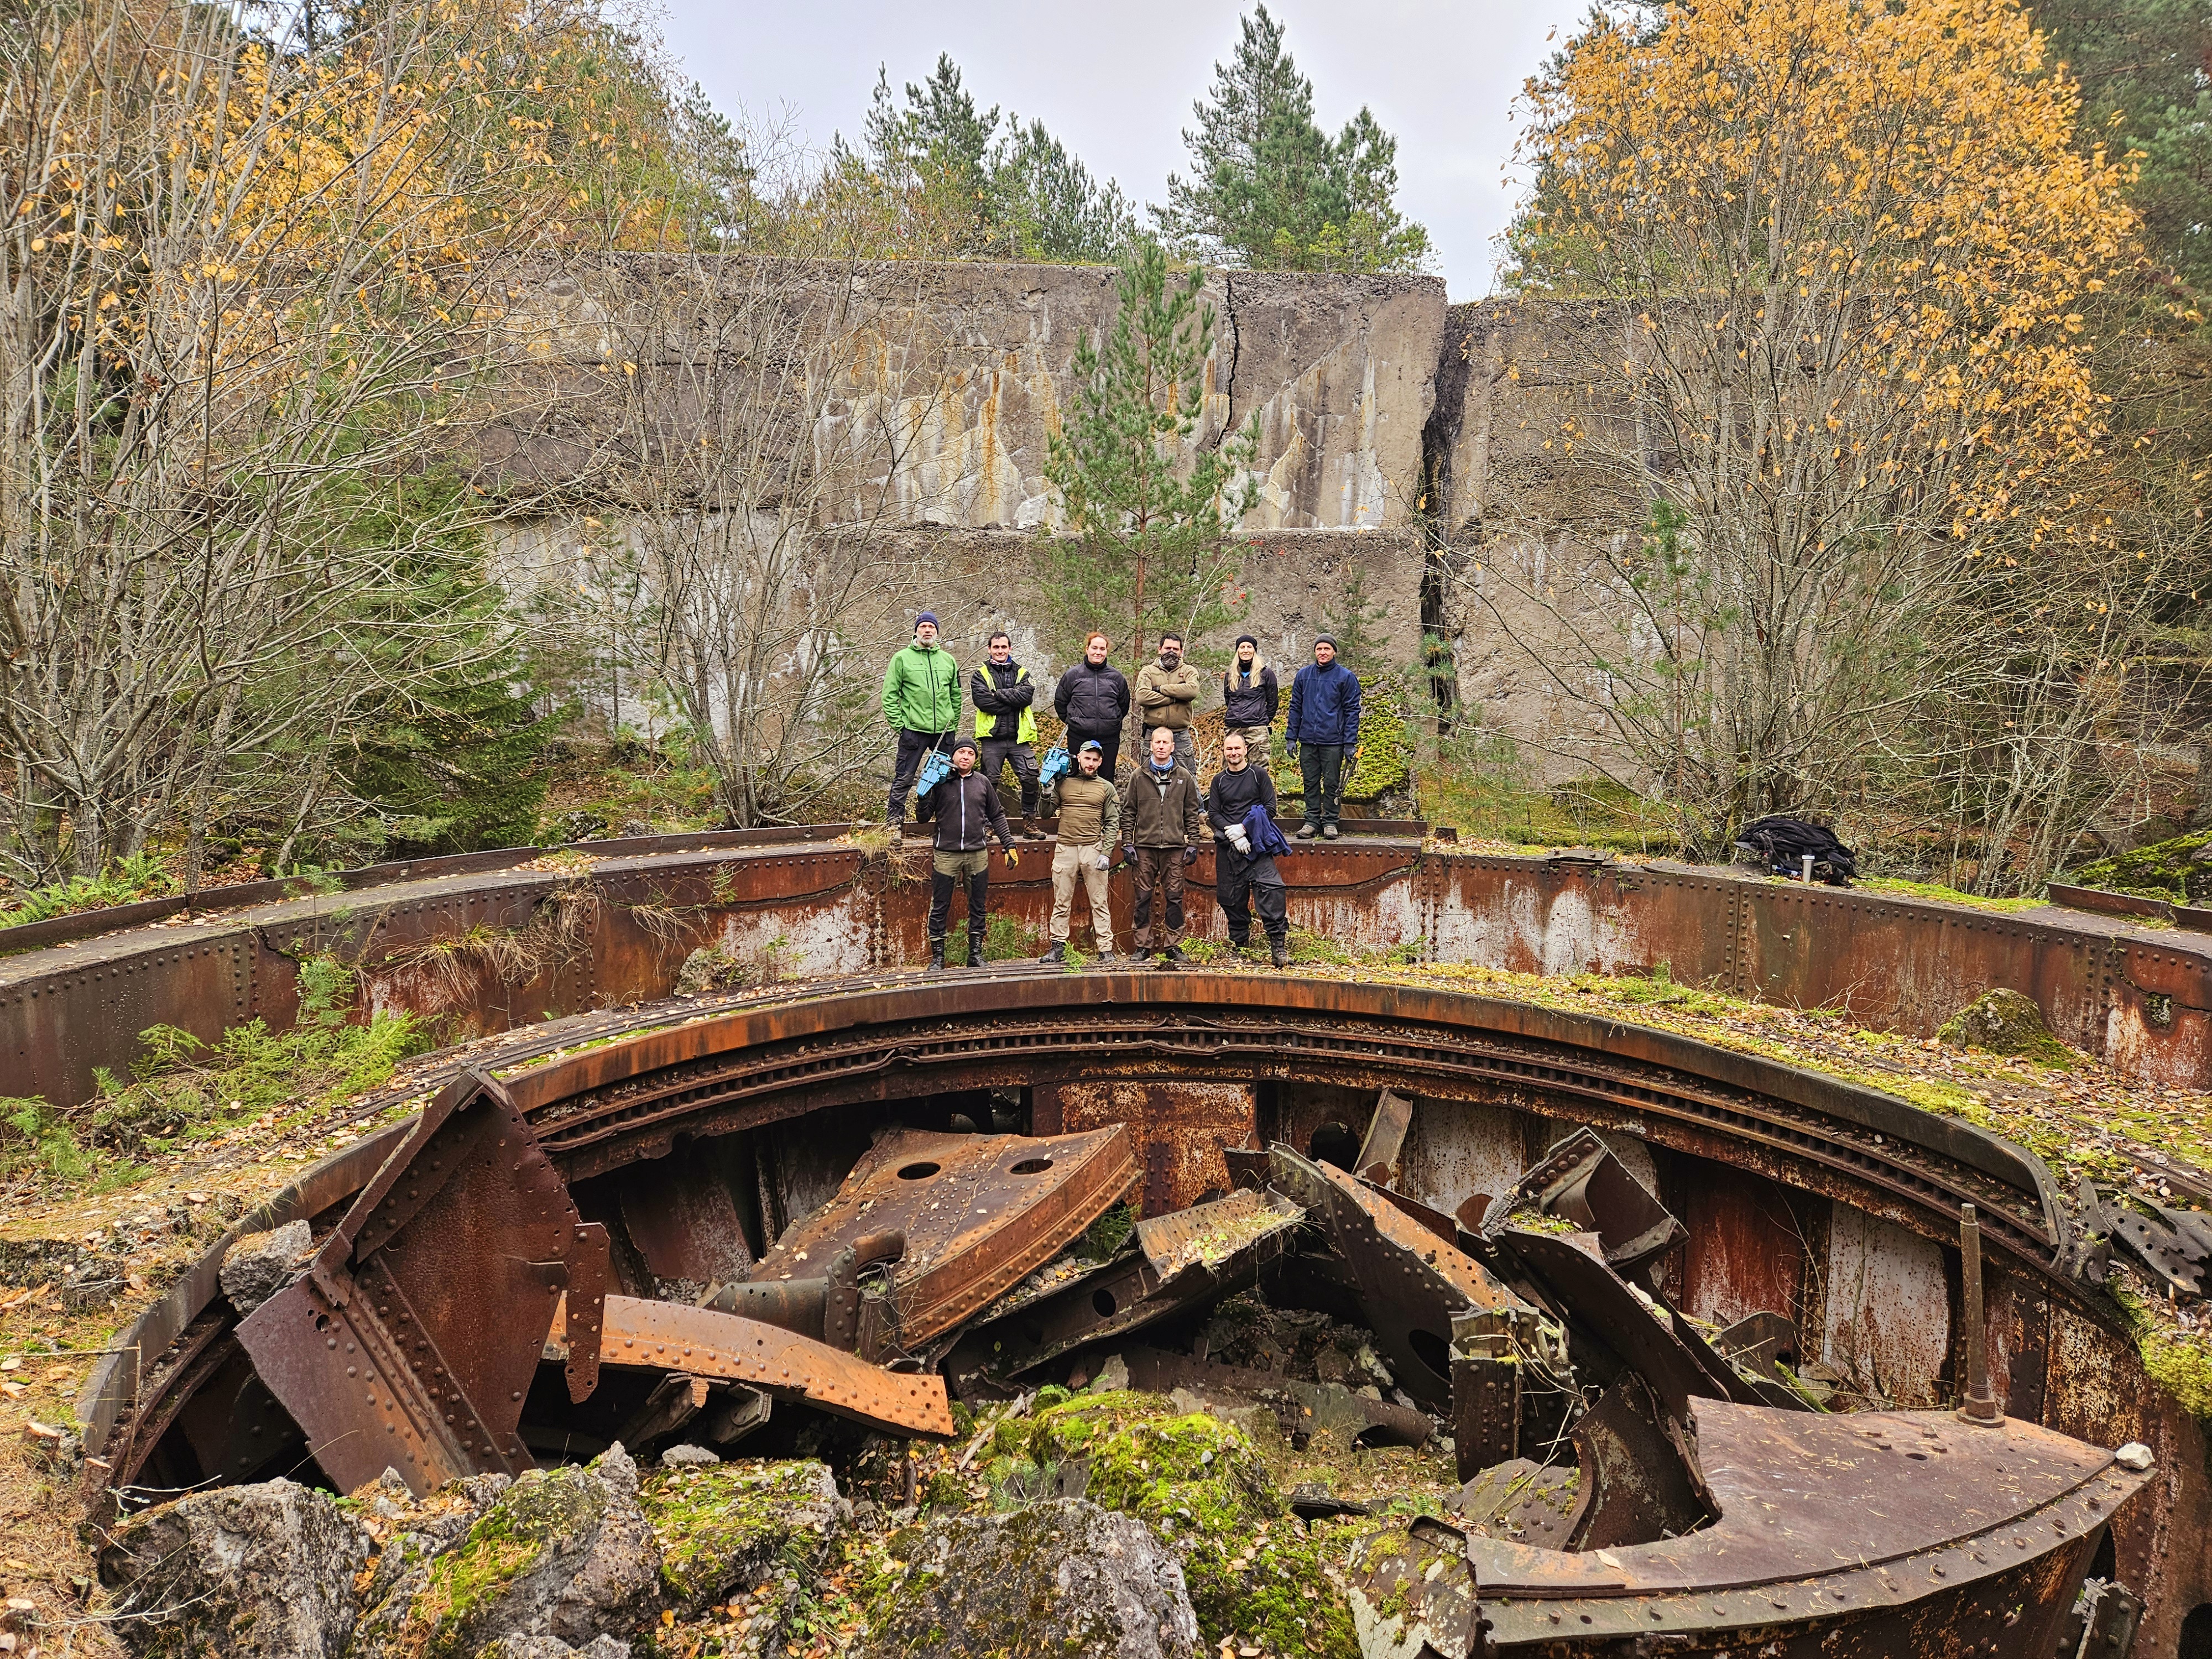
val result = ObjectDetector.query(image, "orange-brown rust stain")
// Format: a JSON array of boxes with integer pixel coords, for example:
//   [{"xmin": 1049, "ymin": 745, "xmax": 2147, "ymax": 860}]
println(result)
[{"xmin": 1037, "ymin": 1080, "xmax": 1256, "ymax": 1214}]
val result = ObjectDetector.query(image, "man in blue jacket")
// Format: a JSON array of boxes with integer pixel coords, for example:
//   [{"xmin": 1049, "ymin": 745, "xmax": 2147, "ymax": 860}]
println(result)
[{"xmin": 1285, "ymin": 634, "xmax": 1361, "ymax": 840}]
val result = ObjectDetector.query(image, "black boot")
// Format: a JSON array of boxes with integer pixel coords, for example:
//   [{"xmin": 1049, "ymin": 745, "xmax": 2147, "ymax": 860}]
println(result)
[
  {"xmin": 1270, "ymin": 936, "xmax": 1290, "ymax": 968},
  {"xmin": 967, "ymin": 932, "xmax": 985, "ymax": 968},
  {"xmin": 1041, "ymin": 942, "xmax": 1067, "ymax": 963},
  {"xmin": 1160, "ymin": 944, "xmax": 1191, "ymax": 968},
  {"xmin": 927, "ymin": 936, "xmax": 946, "ymax": 972}
]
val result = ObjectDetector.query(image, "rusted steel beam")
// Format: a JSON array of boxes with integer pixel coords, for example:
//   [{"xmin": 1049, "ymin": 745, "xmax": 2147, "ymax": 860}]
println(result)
[{"xmin": 596, "ymin": 1296, "xmax": 952, "ymax": 1437}]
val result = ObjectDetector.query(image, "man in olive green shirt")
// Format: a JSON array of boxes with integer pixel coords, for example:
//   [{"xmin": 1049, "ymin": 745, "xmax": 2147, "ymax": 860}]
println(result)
[{"xmin": 1040, "ymin": 739, "xmax": 1120, "ymax": 963}]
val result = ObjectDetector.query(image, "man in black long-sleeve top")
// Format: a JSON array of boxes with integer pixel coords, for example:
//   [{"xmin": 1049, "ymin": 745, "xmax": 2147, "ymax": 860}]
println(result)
[
  {"xmin": 915, "ymin": 738, "xmax": 1019, "ymax": 971},
  {"xmin": 1053, "ymin": 631, "xmax": 1133, "ymax": 783},
  {"xmin": 1204, "ymin": 731, "xmax": 1290, "ymax": 967}
]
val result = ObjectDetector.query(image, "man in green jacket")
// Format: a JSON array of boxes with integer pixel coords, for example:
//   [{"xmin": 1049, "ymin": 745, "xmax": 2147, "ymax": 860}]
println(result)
[{"xmin": 882, "ymin": 612, "xmax": 961, "ymax": 833}]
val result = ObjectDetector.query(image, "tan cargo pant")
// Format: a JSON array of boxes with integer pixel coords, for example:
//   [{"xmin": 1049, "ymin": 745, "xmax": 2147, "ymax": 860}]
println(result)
[{"xmin": 1050, "ymin": 840, "xmax": 1113, "ymax": 947}]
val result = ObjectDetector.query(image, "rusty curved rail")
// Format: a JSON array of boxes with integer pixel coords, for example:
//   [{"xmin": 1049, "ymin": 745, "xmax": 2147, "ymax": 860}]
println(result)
[{"xmin": 81, "ymin": 970, "xmax": 2089, "ymax": 1470}]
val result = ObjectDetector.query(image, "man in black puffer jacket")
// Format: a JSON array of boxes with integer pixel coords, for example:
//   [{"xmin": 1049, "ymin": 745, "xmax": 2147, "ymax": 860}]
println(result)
[
  {"xmin": 915, "ymin": 738, "xmax": 1019, "ymax": 970},
  {"xmin": 1053, "ymin": 631, "xmax": 1132, "ymax": 782}
]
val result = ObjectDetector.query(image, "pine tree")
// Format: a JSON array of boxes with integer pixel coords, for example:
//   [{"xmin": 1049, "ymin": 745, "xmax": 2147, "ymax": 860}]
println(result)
[
  {"xmin": 2032, "ymin": 0, "xmax": 2212, "ymax": 289},
  {"xmin": 848, "ymin": 55, "xmax": 1135, "ymax": 262},
  {"xmin": 1042, "ymin": 240, "xmax": 1259, "ymax": 670},
  {"xmin": 1159, "ymin": 6, "xmax": 1430, "ymax": 273}
]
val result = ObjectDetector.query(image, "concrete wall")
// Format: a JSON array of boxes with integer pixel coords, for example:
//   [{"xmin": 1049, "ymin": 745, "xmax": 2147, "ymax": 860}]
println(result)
[
  {"xmin": 482, "ymin": 257, "xmax": 1447, "ymax": 536},
  {"xmin": 488, "ymin": 518, "xmax": 1434, "ymax": 738}
]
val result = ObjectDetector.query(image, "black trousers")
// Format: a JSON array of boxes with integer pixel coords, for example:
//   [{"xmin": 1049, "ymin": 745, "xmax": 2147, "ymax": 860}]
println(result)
[
  {"xmin": 979, "ymin": 736, "xmax": 1040, "ymax": 815},
  {"xmin": 929, "ymin": 869, "xmax": 989, "ymax": 943},
  {"xmin": 1063, "ymin": 724, "xmax": 1122, "ymax": 784},
  {"xmin": 1299, "ymin": 742, "xmax": 1345, "ymax": 827},
  {"xmin": 889, "ymin": 727, "xmax": 954, "ymax": 821},
  {"xmin": 1217, "ymin": 854, "xmax": 1288, "ymax": 943}
]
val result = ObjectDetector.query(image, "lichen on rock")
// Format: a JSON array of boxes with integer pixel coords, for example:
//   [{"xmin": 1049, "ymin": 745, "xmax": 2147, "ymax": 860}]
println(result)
[
  {"xmin": 859, "ymin": 1496, "xmax": 1198, "ymax": 1658},
  {"xmin": 1937, "ymin": 987, "xmax": 2075, "ymax": 1066},
  {"xmin": 96, "ymin": 1477, "xmax": 373, "ymax": 1659},
  {"xmin": 350, "ymin": 1444, "xmax": 659, "ymax": 1659}
]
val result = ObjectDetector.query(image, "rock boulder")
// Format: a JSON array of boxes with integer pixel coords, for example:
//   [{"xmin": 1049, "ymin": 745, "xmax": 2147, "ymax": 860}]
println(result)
[
  {"xmin": 96, "ymin": 1478, "xmax": 372, "ymax": 1659},
  {"xmin": 859, "ymin": 1498, "xmax": 1198, "ymax": 1659},
  {"xmin": 351, "ymin": 1444, "xmax": 660, "ymax": 1658}
]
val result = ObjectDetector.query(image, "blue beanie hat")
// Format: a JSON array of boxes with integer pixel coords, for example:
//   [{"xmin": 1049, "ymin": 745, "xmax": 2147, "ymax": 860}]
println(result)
[{"xmin": 916, "ymin": 612, "xmax": 939, "ymax": 630}]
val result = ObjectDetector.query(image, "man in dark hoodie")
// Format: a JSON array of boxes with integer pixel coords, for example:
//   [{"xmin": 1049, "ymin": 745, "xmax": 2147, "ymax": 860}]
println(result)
[
  {"xmin": 1220, "ymin": 634, "xmax": 1279, "ymax": 773},
  {"xmin": 1285, "ymin": 634, "xmax": 1361, "ymax": 840},
  {"xmin": 914, "ymin": 737, "xmax": 1020, "ymax": 970},
  {"xmin": 971, "ymin": 630, "xmax": 1046, "ymax": 838},
  {"xmin": 1206, "ymin": 731, "xmax": 1289, "ymax": 966},
  {"xmin": 1053, "ymin": 631, "xmax": 1133, "ymax": 782}
]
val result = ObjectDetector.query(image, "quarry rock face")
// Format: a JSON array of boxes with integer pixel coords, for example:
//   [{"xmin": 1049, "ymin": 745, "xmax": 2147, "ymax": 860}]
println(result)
[
  {"xmin": 96, "ymin": 1478, "xmax": 373, "ymax": 1659},
  {"xmin": 483, "ymin": 257, "xmax": 1447, "ymax": 538},
  {"xmin": 860, "ymin": 1498, "xmax": 1201, "ymax": 1659}
]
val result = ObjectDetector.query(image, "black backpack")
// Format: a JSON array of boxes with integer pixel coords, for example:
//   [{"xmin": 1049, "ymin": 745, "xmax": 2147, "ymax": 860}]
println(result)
[{"xmin": 1735, "ymin": 816, "xmax": 1858, "ymax": 886}]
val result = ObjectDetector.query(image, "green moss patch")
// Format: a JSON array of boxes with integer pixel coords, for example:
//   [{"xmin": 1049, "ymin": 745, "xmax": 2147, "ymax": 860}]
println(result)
[
  {"xmin": 2065, "ymin": 828, "xmax": 2212, "ymax": 904},
  {"xmin": 641, "ymin": 1458, "xmax": 843, "ymax": 1612},
  {"xmin": 402, "ymin": 1464, "xmax": 604, "ymax": 1658},
  {"xmin": 1026, "ymin": 1391, "xmax": 1358, "ymax": 1657}
]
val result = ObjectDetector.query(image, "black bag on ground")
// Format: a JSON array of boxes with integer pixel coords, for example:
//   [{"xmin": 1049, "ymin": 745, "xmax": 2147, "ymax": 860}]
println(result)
[{"xmin": 1735, "ymin": 816, "xmax": 1857, "ymax": 886}]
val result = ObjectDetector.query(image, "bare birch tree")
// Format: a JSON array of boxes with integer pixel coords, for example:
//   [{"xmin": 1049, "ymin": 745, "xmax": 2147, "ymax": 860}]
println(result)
[{"xmin": 521, "ymin": 252, "xmax": 948, "ymax": 826}]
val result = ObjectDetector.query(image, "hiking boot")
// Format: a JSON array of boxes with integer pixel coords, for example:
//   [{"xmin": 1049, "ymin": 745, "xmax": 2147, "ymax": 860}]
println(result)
[
  {"xmin": 1041, "ymin": 942, "xmax": 1067, "ymax": 964},
  {"xmin": 1321, "ymin": 822, "xmax": 1340, "ymax": 841},
  {"xmin": 1159, "ymin": 945, "xmax": 1191, "ymax": 968},
  {"xmin": 1295, "ymin": 822, "xmax": 1319, "ymax": 839},
  {"xmin": 1091, "ymin": 950, "xmax": 1116, "ymax": 966},
  {"xmin": 1130, "ymin": 947, "xmax": 1153, "ymax": 964},
  {"xmin": 1270, "ymin": 937, "xmax": 1290, "ymax": 968},
  {"xmin": 967, "ymin": 936, "xmax": 986, "ymax": 968},
  {"xmin": 1022, "ymin": 817, "xmax": 1049, "ymax": 841},
  {"xmin": 927, "ymin": 937, "xmax": 946, "ymax": 972}
]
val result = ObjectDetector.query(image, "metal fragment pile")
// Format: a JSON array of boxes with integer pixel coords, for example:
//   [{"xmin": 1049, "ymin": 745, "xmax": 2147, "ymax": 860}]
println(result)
[{"xmin": 89, "ymin": 1065, "xmax": 2163, "ymax": 1658}]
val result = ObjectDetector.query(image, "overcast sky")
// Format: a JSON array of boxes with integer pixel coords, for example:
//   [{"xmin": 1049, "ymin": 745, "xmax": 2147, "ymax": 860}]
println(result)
[{"xmin": 656, "ymin": 1, "xmax": 1588, "ymax": 299}]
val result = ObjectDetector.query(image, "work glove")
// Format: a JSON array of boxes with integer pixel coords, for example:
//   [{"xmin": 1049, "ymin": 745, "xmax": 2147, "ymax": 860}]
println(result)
[
  {"xmin": 1182, "ymin": 844, "xmax": 1199, "ymax": 867},
  {"xmin": 1226, "ymin": 826, "xmax": 1251, "ymax": 855},
  {"xmin": 1093, "ymin": 850, "xmax": 1112, "ymax": 872},
  {"xmin": 1122, "ymin": 843, "xmax": 1136, "ymax": 867},
  {"xmin": 1004, "ymin": 847, "xmax": 1020, "ymax": 869},
  {"xmin": 1285, "ymin": 741, "xmax": 1300, "ymax": 765}
]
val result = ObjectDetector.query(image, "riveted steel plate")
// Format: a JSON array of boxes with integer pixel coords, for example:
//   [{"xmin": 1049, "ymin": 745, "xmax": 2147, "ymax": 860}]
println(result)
[
  {"xmin": 598, "ymin": 1295, "xmax": 952, "ymax": 1436},
  {"xmin": 747, "ymin": 1126, "xmax": 1140, "ymax": 1345}
]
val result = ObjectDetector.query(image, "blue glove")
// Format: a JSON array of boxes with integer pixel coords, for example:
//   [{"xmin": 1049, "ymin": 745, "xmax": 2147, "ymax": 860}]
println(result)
[
  {"xmin": 915, "ymin": 749, "xmax": 953, "ymax": 797},
  {"xmin": 1039, "ymin": 746, "xmax": 1072, "ymax": 787}
]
